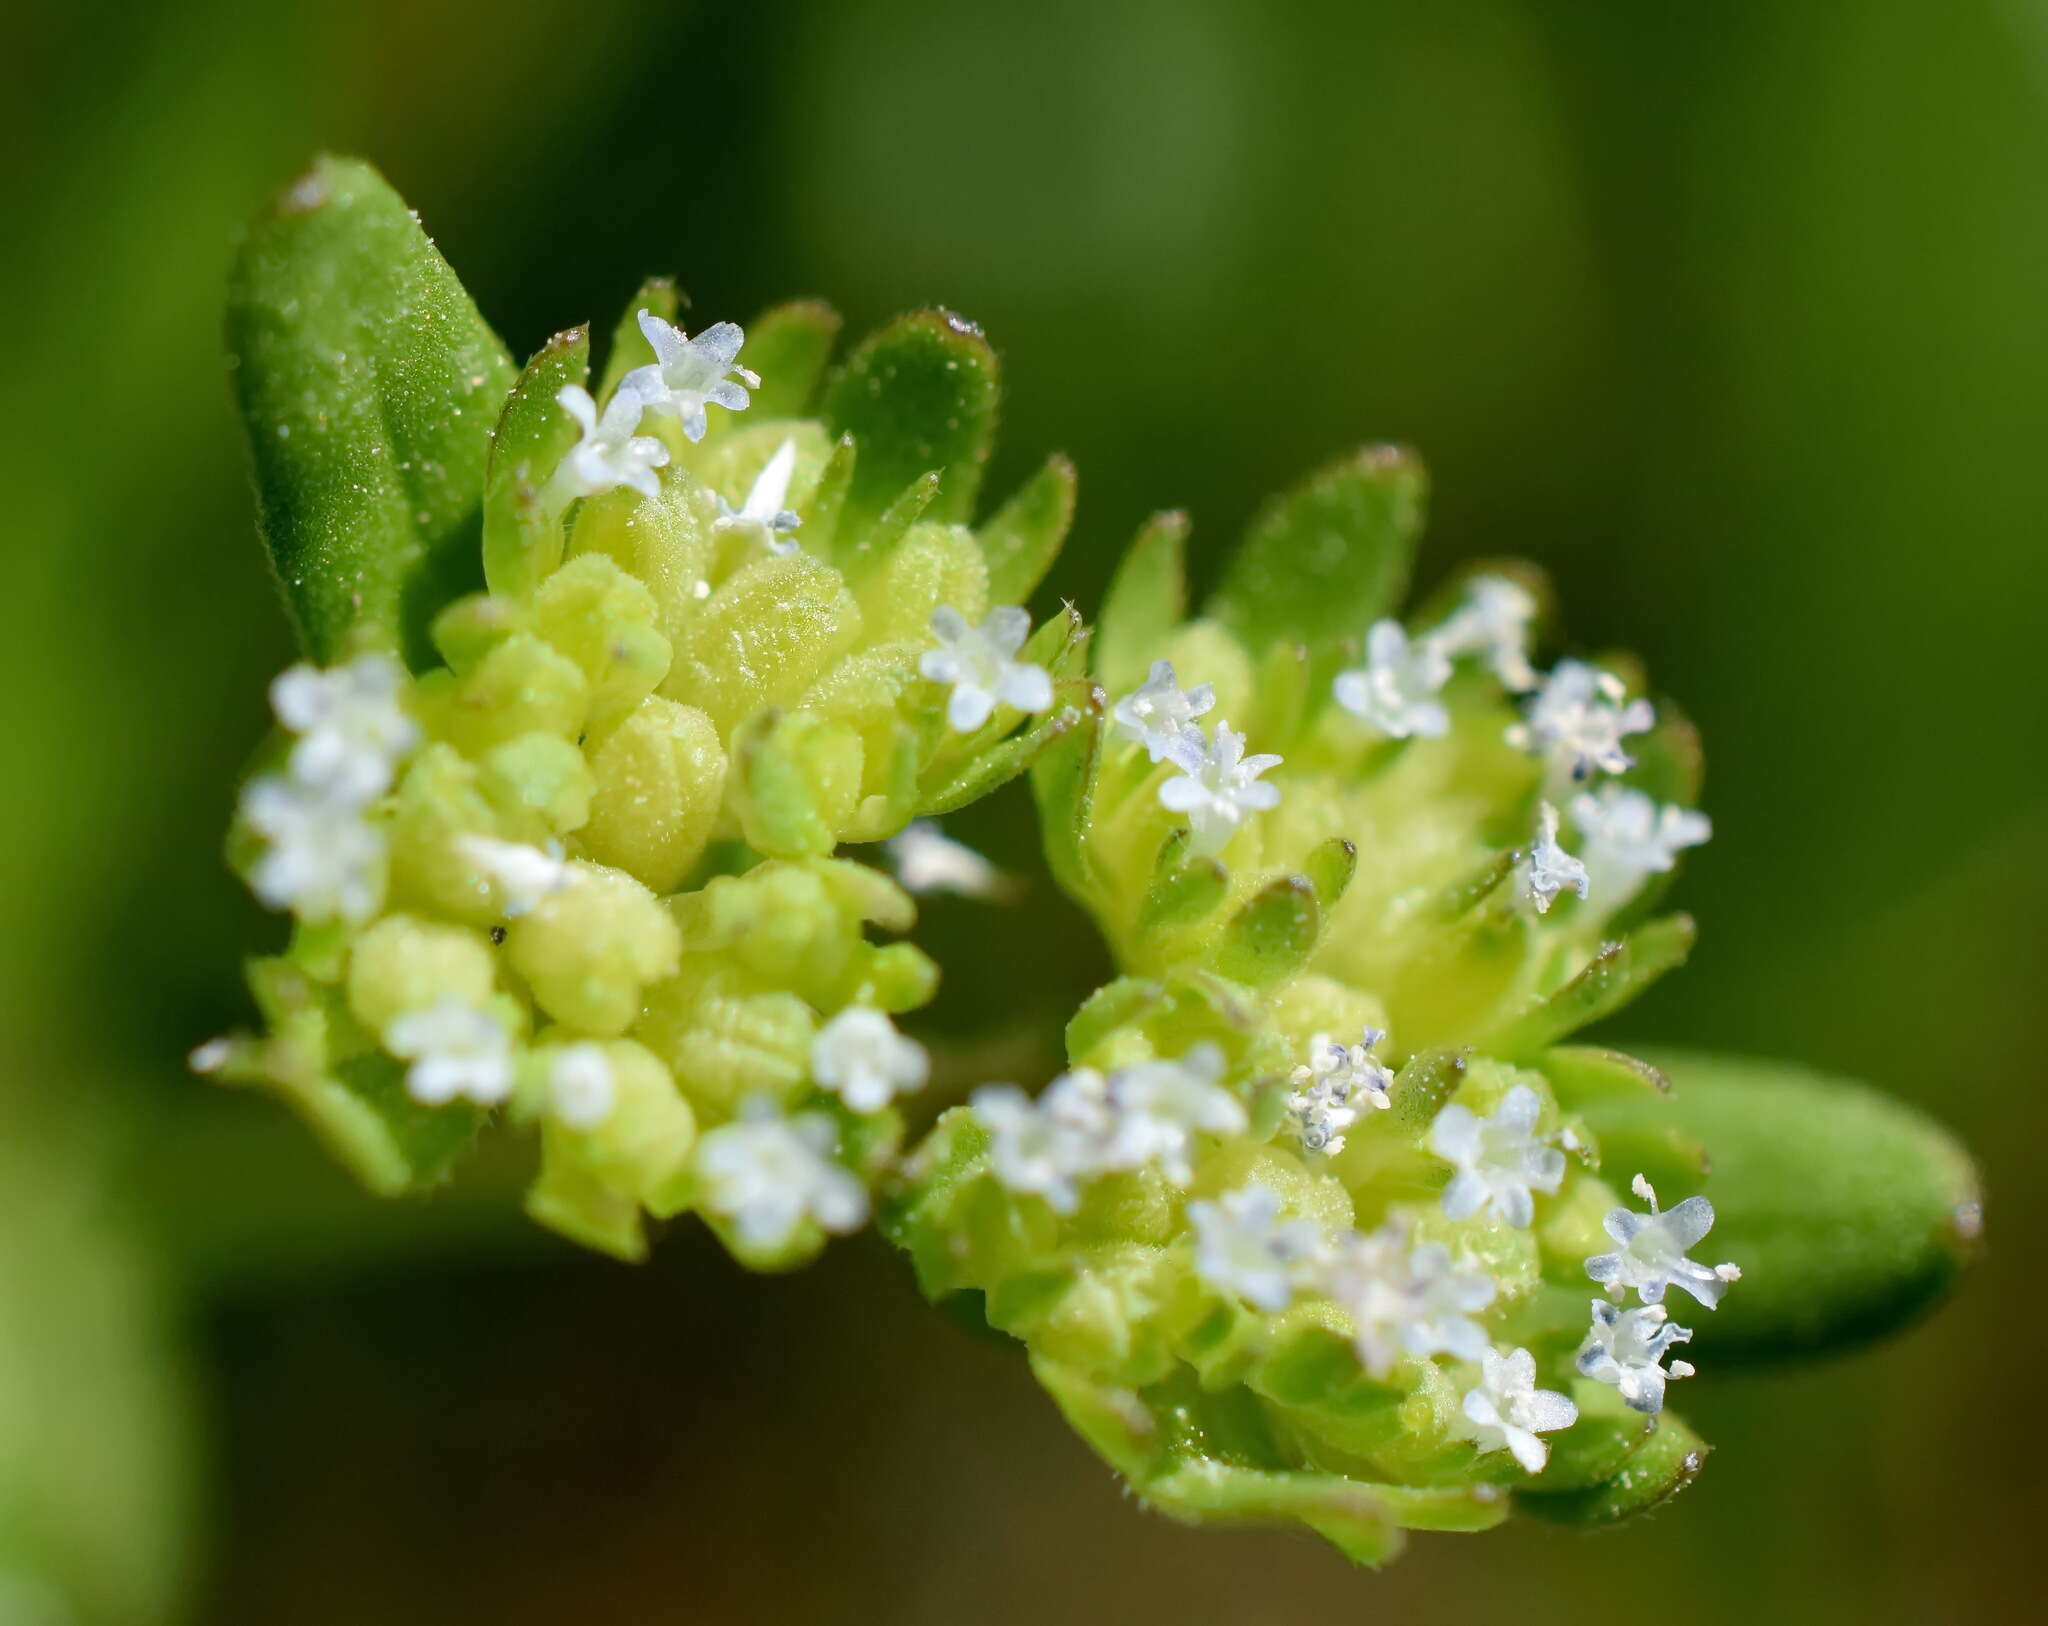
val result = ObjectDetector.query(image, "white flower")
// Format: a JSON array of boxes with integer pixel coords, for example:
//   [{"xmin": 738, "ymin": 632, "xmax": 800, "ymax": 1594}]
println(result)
[
  {"xmin": 1105, "ymin": 1043, "xmax": 1248, "ymax": 1184},
  {"xmin": 1576, "ymin": 1299, "xmax": 1695, "ymax": 1414},
  {"xmin": 270, "ymin": 652, "xmax": 418, "ymax": 802},
  {"xmin": 1332, "ymin": 619, "xmax": 1453, "ymax": 739},
  {"xmin": 188, "ymin": 1037, "xmax": 233, "ymax": 1075},
  {"xmin": 1188, "ymin": 1185, "xmax": 1328, "ymax": 1312},
  {"xmin": 695, "ymin": 1096, "xmax": 868, "ymax": 1251},
  {"xmin": 1156, "ymin": 721, "xmax": 1283, "ymax": 859},
  {"xmin": 972, "ymin": 1076, "xmax": 1101, "ymax": 1213},
  {"xmin": 1428, "ymin": 1084, "xmax": 1567, "ymax": 1229},
  {"xmin": 1587, "ymin": 1173, "xmax": 1743, "ymax": 1309},
  {"xmin": 619, "ymin": 311, "xmax": 757, "ymax": 442},
  {"xmin": 242, "ymin": 775, "xmax": 385, "ymax": 923},
  {"xmin": 455, "ymin": 835, "xmax": 576, "ymax": 918},
  {"xmin": 713, "ymin": 437, "xmax": 802, "ymax": 553},
  {"xmin": 1286, "ymin": 1026, "xmax": 1393, "ymax": 1156},
  {"xmin": 1459, "ymin": 1347, "xmax": 1579, "ymax": 1473},
  {"xmin": 919, "ymin": 605, "xmax": 1055, "ymax": 732},
  {"xmin": 553, "ymin": 381, "xmax": 669, "ymax": 500},
  {"xmin": 886, "ymin": 820, "xmax": 1007, "ymax": 899},
  {"xmin": 1427, "ymin": 574, "xmax": 1540, "ymax": 692},
  {"xmin": 811, "ymin": 1006, "xmax": 929, "ymax": 1114},
  {"xmin": 1111, "ymin": 658, "xmax": 1215, "ymax": 764},
  {"xmin": 547, "ymin": 1043, "xmax": 616, "ymax": 1130},
  {"xmin": 384, "ymin": 997, "xmax": 514, "ymax": 1107},
  {"xmin": 1570, "ymin": 784, "xmax": 1711, "ymax": 905},
  {"xmin": 1508, "ymin": 659, "xmax": 1656, "ymax": 785},
  {"xmin": 1323, "ymin": 1225, "xmax": 1497, "ymax": 1377},
  {"xmin": 1521, "ymin": 801, "xmax": 1590, "ymax": 915}
]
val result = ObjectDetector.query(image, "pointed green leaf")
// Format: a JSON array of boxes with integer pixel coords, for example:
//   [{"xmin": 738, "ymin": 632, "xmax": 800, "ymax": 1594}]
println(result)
[
  {"xmin": 1095, "ymin": 510, "xmax": 1190, "ymax": 695},
  {"xmin": 1209, "ymin": 874, "xmax": 1320, "ymax": 987},
  {"xmin": 1542, "ymin": 1045, "xmax": 1670, "ymax": 1110},
  {"xmin": 920, "ymin": 696, "xmax": 1085, "ymax": 814},
  {"xmin": 1302, "ymin": 836, "xmax": 1357, "ymax": 911},
  {"xmin": 1030, "ymin": 707, "xmax": 1107, "ymax": 902},
  {"xmin": 823, "ymin": 309, "xmax": 1000, "ymax": 536},
  {"xmin": 1138, "ymin": 852, "xmax": 1229, "ymax": 934},
  {"xmin": 227, "ymin": 155, "xmax": 515, "ymax": 665},
  {"xmin": 836, "ymin": 470, "xmax": 940, "ymax": 579},
  {"xmin": 979, "ymin": 453, "xmax": 1078, "ymax": 607},
  {"xmin": 1623, "ymin": 1050, "xmax": 1982, "ymax": 1364},
  {"xmin": 482, "ymin": 326, "xmax": 588, "ymax": 600},
  {"xmin": 596, "ymin": 275, "xmax": 679, "ymax": 402},
  {"xmin": 1485, "ymin": 914, "xmax": 1696, "ymax": 1057},
  {"xmin": 1519, "ymin": 1411, "xmax": 1708, "ymax": 1525},
  {"xmin": 745, "ymin": 299, "xmax": 843, "ymax": 417},
  {"xmin": 1209, "ymin": 445, "xmax": 1426, "ymax": 664}
]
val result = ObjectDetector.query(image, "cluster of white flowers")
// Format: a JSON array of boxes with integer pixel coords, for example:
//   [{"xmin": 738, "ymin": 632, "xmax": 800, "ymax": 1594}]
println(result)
[
  {"xmin": 241, "ymin": 651, "xmax": 419, "ymax": 924},
  {"xmin": 696, "ymin": 1095, "xmax": 869, "ymax": 1252},
  {"xmin": 809, "ymin": 1006, "xmax": 929, "ymax": 1114},
  {"xmin": 385, "ymin": 995, "xmax": 514, "ymax": 1107},
  {"xmin": 921, "ymin": 605, "xmax": 1056, "ymax": 733},
  {"xmin": 1188, "ymin": 1184, "xmax": 1328, "ymax": 1311},
  {"xmin": 1285, "ymin": 1026, "xmax": 1393, "ymax": 1156},
  {"xmin": 1573, "ymin": 1173, "xmax": 1741, "ymax": 1414},
  {"xmin": 1509, "ymin": 658, "xmax": 1655, "ymax": 787},
  {"xmin": 1428, "ymin": 1084, "xmax": 1567, "ymax": 1229},
  {"xmin": 1332, "ymin": 574, "xmax": 1538, "ymax": 740},
  {"xmin": 971, "ymin": 1044, "xmax": 1247, "ymax": 1212}
]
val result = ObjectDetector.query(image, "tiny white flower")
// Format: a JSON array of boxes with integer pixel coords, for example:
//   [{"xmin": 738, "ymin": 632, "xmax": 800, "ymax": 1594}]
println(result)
[
  {"xmin": 1570, "ymin": 784, "xmax": 1711, "ymax": 905},
  {"xmin": 811, "ymin": 1006, "xmax": 929, "ymax": 1114},
  {"xmin": 886, "ymin": 819, "xmax": 1008, "ymax": 899},
  {"xmin": 695, "ymin": 1095, "xmax": 869, "ymax": 1251},
  {"xmin": 547, "ymin": 1043, "xmax": 616, "ymax": 1130},
  {"xmin": 1322, "ymin": 1225, "xmax": 1497, "ymax": 1377},
  {"xmin": 919, "ymin": 605, "xmax": 1055, "ymax": 733},
  {"xmin": 188, "ymin": 1037, "xmax": 233, "ymax": 1074},
  {"xmin": 1576, "ymin": 1299, "xmax": 1695, "ymax": 1414},
  {"xmin": 1521, "ymin": 801, "xmax": 1590, "ymax": 914},
  {"xmin": 1508, "ymin": 659, "xmax": 1656, "ymax": 785},
  {"xmin": 242, "ymin": 775, "xmax": 385, "ymax": 924},
  {"xmin": 1429, "ymin": 1084, "xmax": 1567, "ymax": 1229},
  {"xmin": 384, "ymin": 997, "xmax": 514, "ymax": 1107},
  {"xmin": 1586, "ymin": 1173, "xmax": 1743, "ymax": 1309},
  {"xmin": 270, "ymin": 652, "xmax": 419, "ymax": 802},
  {"xmin": 1332, "ymin": 619, "xmax": 1453, "ymax": 739},
  {"xmin": 1188, "ymin": 1185, "xmax": 1328, "ymax": 1312},
  {"xmin": 1459, "ymin": 1346, "xmax": 1579, "ymax": 1473},
  {"xmin": 713, "ymin": 437, "xmax": 803, "ymax": 553},
  {"xmin": 1156, "ymin": 721, "xmax": 1283, "ymax": 859},
  {"xmin": 553, "ymin": 381, "xmax": 670, "ymax": 500},
  {"xmin": 1286, "ymin": 1026, "xmax": 1393, "ymax": 1156},
  {"xmin": 1105, "ymin": 1043, "xmax": 1248, "ymax": 1185},
  {"xmin": 1111, "ymin": 658, "xmax": 1215, "ymax": 764},
  {"xmin": 1427, "ymin": 574, "xmax": 1540, "ymax": 692},
  {"xmin": 972, "ymin": 1078, "xmax": 1096, "ymax": 1213},
  {"xmin": 619, "ymin": 310, "xmax": 758, "ymax": 442},
  {"xmin": 456, "ymin": 835, "xmax": 576, "ymax": 918}
]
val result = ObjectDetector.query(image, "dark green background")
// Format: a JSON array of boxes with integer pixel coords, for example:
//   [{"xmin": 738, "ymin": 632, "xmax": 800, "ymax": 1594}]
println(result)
[{"xmin": 1, "ymin": 1, "xmax": 2037, "ymax": 1620}]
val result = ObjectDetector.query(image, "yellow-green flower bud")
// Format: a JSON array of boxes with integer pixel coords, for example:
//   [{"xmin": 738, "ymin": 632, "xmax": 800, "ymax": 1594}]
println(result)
[{"xmin": 503, "ymin": 861, "xmax": 680, "ymax": 1036}]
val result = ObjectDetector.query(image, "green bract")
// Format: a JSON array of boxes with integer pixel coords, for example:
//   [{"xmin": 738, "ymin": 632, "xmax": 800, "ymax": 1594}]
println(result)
[{"xmin": 206, "ymin": 155, "xmax": 1980, "ymax": 1566}]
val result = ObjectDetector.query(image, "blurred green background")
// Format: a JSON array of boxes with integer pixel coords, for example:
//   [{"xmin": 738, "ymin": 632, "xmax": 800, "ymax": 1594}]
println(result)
[{"xmin": 2, "ymin": 0, "xmax": 2040, "ymax": 1620}]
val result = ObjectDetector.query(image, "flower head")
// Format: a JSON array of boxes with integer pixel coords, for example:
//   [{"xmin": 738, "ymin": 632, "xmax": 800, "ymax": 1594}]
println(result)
[
  {"xmin": 1188, "ymin": 1184, "xmax": 1328, "ymax": 1312},
  {"xmin": 384, "ymin": 996, "xmax": 514, "ymax": 1107},
  {"xmin": 1428, "ymin": 1084, "xmax": 1566, "ymax": 1229},
  {"xmin": 695, "ymin": 1096, "xmax": 868, "ymax": 1251},
  {"xmin": 1104, "ymin": 1043, "xmax": 1248, "ymax": 1184},
  {"xmin": 919, "ymin": 605, "xmax": 1054, "ymax": 733},
  {"xmin": 1508, "ymin": 659, "xmax": 1656, "ymax": 785},
  {"xmin": 1458, "ymin": 1346, "xmax": 1579, "ymax": 1473},
  {"xmin": 242, "ymin": 775, "xmax": 385, "ymax": 923},
  {"xmin": 972, "ymin": 1076, "xmax": 1102, "ymax": 1213},
  {"xmin": 1323, "ymin": 1225, "xmax": 1497, "ymax": 1377},
  {"xmin": 270, "ymin": 652, "xmax": 418, "ymax": 802},
  {"xmin": 1426, "ymin": 574, "xmax": 1541, "ymax": 692},
  {"xmin": 1111, "ymin": 658, "xmax": 1215, "ymax": 764},
  {"xmin": 1570, "ymin": 785, "xmax": 1711, "ymax": 906},
  {"xmin": 713, "ymin": 437, "xmax": 803, "ymax": 553},
  {"xmin": 1156, "ymin": 721, "xmax": 1282, "ymax": 859},
  {"xmin": 1332, "ymin": 619, "xmax": 1453, "ymax": 739},
  {"xmin": 553, "ymin": 381, "xmax": 670, "ymax": 499},
  {"xmin": 1587, "ymin": 1173, "xmax": 1743, "ymax": 1309},
  {"xmin": 1576, "ymin": 1299, "xmax": 1695, "ymax": 1414},
  {"xmin": 810, "ymin": 1006, "xmax": 929, "ymax": 1114},
  {"xmin": 1286, "ymin": 1026, "xmax": 1393, "ymax": 1156},
  {"xmin": 1521, "ymin": 801, "xmax": 1590, "ymax": 915},
  {"xmin": 456, "ymin": 835, "xmax": 576, "ymax": 918},
  {"xmin": 619, "ymin": 311, "xmax": 758, "ymax": 442},
  {"xmin": 885, "ymin": 820, "xmax": 1008, "ymax": 899},
  {"xmin": 547, "ymin": 1043, "xmax": 616, "ymax": 1130}
]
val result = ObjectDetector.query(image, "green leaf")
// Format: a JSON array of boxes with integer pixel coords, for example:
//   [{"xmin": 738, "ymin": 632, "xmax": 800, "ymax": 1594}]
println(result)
[
  {"xmin": 596, "ymin": 275, "xmax": 678, "ymax": 403},
  {"xmin": 482, "ymin": 326, "xmax": 589, "ymax": 600},
  {"xmin": 745, "ymin": 299, "xmax": 843, "ymax": 417},
  {"xmin": 1618, "ymin": 1050, "xmax": 1982, "ymax": 1364},
  {"xmin": 1030, "ymin": 709, "xmax": 1106, "ymax": 902},
  {"xmin": 823, "ymin": 309, "xmax": 1000, "ymax": 537},
  {"xmin": 227, "ymin": 155, "xmax": 515, "ymax": 666},
  {"xmin": 1209, "ymin": 445, "xmax": 1426, "ymax": 665},
  {"xmin": 1484, "ymin": 914, "xmax": 1696, "ymax": 1057},
  {"xmin": 1301, "ymin": 836, "xmax": 1357, "ymax": 911},
  {"xmin": 1095, "ymin": 510, "xmax": 1190, "ymax": 695},
  {"xmin": 980, "ymin": 454, "xmax": 1078, "ymax": 607},
  {"xmin": 1519, "ymin": 1411, "xmax": 1708, "ymax": 1525},
  {"xmin": 1137, "ymin": 850, "xmax": 1229, "ymax": 934},
  {"xmin": 1209, "ymin": 874, "xmax": 1320, "ymax": 987}
]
